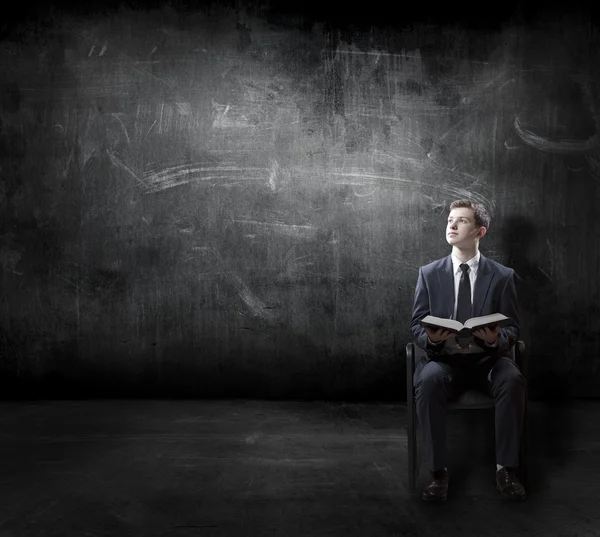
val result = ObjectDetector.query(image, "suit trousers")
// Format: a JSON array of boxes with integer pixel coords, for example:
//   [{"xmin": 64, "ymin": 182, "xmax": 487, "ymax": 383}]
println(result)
[{"xmin": 414, "ymin": 353, "xmax": 527, "ymax": 471}]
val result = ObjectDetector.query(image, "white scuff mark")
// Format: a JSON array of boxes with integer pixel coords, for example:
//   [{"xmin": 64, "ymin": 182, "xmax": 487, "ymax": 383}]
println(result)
[
  {"xmin": 352, "ymin": 188, "xmax": 376, "ymax": 197},
  {"xmin": 480, "ymin": 69, "xmax": 509, "ymax": 90},
  {"xmin": 62, "ymin": 146, "xmax": 74, "ymax": 178},
  {"xmin": 175, "ymin": 102, "xmax": 192, "ymax": 116},
  {"xmin": 233, "ymin": 219, "xmax": 317, "ymax": 239},
  {"xmin": 151, "ymin": 46, "xmax": 157, "ymax": 54},
  {"xmin": 514, "ymin": 116, "xmax": 597, "ymax": 154},
  {"xmin": 54, "ymin": 272, "xmax": 92, "ymax": 296},
  {"xmin": 211, "ymin": 101, "xmax": 260, "ymax": 129},
  {"xmin": 373, "ymin": 462, "xmax": 403, "ymax": 490},
  {"xmin": 74, "ymin": 28, "xmax": 175, "ymax": 88},
  {"xmin": 433, "ymin": 110, "xmax": 478, "ymax": 146},
  {"xmin": 143, "ymin": 164, "xmax": 266, "ymax": 194},
  {"xmin": 268, "ymin": 159, "xmax": 278, "ymax": 191},
  {"xmin": 122, "ymin": 54, "xmax": 176, "ymax": 88},
  {"xmin": 106, "ymin": 150, "xmax": 146, "ymax": 186},
  {"xmin": 109, "ymin": 113, "xmax": 130, "ymax": 144},
  {"xmin": 145, "ymin": 174, "xmax": 256, "ymax": 194},
  {"xmin": 336, "ymin": 47, "xmax": 424, "ymax": 61},
  {"xmin": 144, "ymin": 164, "xmax": 264, "ymax": 182},
  {"xmin": 330, "ymin": 171, "xmax": 410, "ymax": 183},
  {"xmin": 283, "ymin": 252, "xmax": 314, "ymax": 278},
  {"xmin": 194, "ymin": 246, "xmax": 276, "ymax": 321},
  {"xmin": 585, "ymin": 152, "xmax": 600, "ymax": 180},
  {"xmin": 99, "ymin": 43, "xmax": 107, "ymax": 56},
  {"xmin": 88, "ymin": 45, "xmax": 95, "ymax": 57},
  {"xmin": 498, "ymin": 77, "xmax": 517, "ymax": 92},
  {"xmin": 147, "ymin": 119, "xmax": 157, "ymax": 135},
  {"xmin": 427, "ymin": 112, "xmax": 475, "ymax": 161},
  {"xmin": 537, "ymin": 267, "xmax": 553, "ymax": 282}
]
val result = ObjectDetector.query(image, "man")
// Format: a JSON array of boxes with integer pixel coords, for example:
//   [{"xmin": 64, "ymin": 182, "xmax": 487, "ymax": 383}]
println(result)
[{"xmin": 410, "ymin": 199, "xmax": 527, "ymax": 502}]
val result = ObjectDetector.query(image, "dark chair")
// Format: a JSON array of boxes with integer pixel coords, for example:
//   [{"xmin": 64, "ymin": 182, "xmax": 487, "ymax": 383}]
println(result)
[{"xmin": 405, "ymin": 341, "xmax": 529, "ymax": 494}]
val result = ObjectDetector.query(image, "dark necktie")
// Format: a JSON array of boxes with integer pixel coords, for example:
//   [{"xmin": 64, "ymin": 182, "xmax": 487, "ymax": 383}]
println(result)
[{"xmin": 456, "ymin": 263, "xmax": 471, "ymax": 324}]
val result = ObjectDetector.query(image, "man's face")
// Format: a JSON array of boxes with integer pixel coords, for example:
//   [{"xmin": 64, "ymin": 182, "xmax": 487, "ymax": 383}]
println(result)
[{"xmin": 446, "ymin": 208, "xmax": 483, "ymax": 246}]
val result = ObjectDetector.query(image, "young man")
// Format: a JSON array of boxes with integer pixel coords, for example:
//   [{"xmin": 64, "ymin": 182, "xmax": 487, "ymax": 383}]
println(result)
[{"xmin": 410, "ymin": 199, "xmax": 527, "ymax": 502}]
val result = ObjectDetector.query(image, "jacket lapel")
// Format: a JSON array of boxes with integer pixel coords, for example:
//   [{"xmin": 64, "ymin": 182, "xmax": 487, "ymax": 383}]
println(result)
[
  {"xmin": 437, "ymin": 255, "xmax": 455, "ymax": 319},
  {"xmin": 472, "ymin": 254, "xmax": 494, "ymax": 317}
]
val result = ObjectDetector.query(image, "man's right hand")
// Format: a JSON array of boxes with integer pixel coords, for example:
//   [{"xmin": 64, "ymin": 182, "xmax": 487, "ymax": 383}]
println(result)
[{"xmin": 425, "ymin": 327, "xmax": 455, "ymax": 344}]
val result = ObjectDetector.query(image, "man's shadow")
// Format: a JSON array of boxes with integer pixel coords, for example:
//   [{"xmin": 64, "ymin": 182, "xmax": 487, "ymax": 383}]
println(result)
[{"xmin": 499, "ymin": 215, "xmax": 574, "ymax": 493}]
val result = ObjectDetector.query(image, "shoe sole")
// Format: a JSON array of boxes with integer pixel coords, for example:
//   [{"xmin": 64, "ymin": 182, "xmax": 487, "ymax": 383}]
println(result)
[
  {"xmin": 422, "ymin": 493, "xmax": 448, "ymax": 502},
  {"xmin": 496, "ymin": 484, "xmax": 527, "ymax": 501}
]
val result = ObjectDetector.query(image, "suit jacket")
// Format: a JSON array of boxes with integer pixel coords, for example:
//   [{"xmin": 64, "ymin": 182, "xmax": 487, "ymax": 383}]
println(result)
[{"xmin": 410, "ymin": 253, "xmax": 519, "ymax": 360}]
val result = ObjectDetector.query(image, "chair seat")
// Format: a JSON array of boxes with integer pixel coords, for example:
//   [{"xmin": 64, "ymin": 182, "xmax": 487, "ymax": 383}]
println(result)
[{"xmin": 448, "ymin": 389, "xmax": 494, "ymax": 410}]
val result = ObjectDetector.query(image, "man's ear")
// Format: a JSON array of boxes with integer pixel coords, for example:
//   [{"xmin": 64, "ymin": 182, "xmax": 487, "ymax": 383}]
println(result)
[{"xmin": 478, "ymin": 226, "xmax": 487, "ymax": 239}]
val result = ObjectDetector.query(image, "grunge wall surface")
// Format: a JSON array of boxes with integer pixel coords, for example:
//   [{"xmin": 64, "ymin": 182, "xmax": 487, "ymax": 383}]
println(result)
[{"xmin": 1, "ymin": 3, "xmax": 599, "ymax": 399}]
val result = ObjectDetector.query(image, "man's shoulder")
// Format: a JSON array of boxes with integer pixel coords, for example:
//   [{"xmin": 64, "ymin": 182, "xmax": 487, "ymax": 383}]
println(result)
[
  {"xmin": 481, "ymin": 256, "xmax": 515, "ymax": 277},
  {"xmin": 419, "ymin": 256, "xmax": 450, "ymax": 274}
]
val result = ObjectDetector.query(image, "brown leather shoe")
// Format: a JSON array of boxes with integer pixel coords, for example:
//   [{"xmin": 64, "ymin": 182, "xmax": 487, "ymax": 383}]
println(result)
[
  {"xmin": 422, "ymin": 468, "xmax": 449, "ymax": 501},
  {"xmin": 496, "ymin": 467, "xmax": 527, "ymax": 501}
]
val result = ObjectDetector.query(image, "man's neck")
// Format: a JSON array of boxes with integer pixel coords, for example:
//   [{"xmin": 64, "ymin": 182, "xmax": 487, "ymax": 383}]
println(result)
[{"xmin": 451, "ymin": 246, "xmax": 479, "ymax": 263}]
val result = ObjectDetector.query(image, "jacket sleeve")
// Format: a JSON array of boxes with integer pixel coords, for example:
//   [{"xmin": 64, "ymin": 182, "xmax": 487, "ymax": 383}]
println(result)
[
  {"xmin": 474, "ymin": 269, "xmax": 520, "ymax": 355},
  {"xmin": 410, "ymin": 267, "xmax": 445, "ymax": 356}
]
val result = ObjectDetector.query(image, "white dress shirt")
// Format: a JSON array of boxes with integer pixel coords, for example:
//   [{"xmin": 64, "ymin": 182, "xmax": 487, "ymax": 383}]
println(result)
[
  {"xmin": 443, "ymin": 252, "xmax": 484, "ymax": 354},
  {"xmin": 451, "ymin": 251, "xmax": 480, "ymax": 321}
]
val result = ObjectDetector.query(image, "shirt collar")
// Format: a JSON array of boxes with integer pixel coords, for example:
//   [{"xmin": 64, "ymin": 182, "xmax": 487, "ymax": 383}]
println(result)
[{"xmin": 451, "ymin": 250, "xmax": 480, "ymax": 275}]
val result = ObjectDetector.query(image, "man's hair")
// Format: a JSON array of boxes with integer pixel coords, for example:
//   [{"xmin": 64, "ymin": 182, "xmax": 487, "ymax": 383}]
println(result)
[{"xmin": 449, "ymin": 199, "xmax": 491, "ymax": 230}]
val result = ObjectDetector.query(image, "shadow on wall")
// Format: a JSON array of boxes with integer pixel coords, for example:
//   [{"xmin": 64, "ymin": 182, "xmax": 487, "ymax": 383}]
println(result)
[
  {"xmin": 500, "ymin": 215, "xmax": 569, "ymax": 396},
  {"xmin": 499, "ymin": 214, "xmax": 574, "ymax": 494}
]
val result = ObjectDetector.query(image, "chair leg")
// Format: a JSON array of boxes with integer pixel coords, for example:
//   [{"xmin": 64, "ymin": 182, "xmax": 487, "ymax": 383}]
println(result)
[
  {"xmin": 408, "ymin": 399, "xmax": 416, "ymax": 493},
  {"xmin": 520, "ymin": 401, "xmax": 530, "ymax": 489},
  {"xmin": 406, "ymin": 343, "xmax": 417, "ymax": 494}
]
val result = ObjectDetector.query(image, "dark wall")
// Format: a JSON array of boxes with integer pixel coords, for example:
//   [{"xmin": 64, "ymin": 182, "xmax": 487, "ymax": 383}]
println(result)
[{"xmin": 1, "ymin": 2, "xmax": 599, "ymax": 399}]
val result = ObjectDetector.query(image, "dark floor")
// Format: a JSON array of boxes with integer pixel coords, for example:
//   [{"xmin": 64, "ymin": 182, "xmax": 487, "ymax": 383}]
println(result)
[{"xmin": 0, "ymin": 399, "xmax": 599, "ymax": 537}]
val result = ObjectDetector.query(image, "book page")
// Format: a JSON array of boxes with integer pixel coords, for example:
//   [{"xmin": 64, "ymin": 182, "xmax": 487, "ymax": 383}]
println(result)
[
  {"xmin": 463, "ymin": 313, "xmax": 509, "ymax": 329},
  {"xmin": 420, "ymin": 316, "xmax": 464, "ymax": 332}
]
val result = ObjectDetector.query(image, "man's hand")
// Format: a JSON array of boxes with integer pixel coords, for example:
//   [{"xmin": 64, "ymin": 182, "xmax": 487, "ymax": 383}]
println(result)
[
  {"xmin": 425, "ymin": 327, "xmax": 454, "ymax": 344},
  {"xmin": 472, "ymin": 326, "xmax": 500, "ymax": 345}
]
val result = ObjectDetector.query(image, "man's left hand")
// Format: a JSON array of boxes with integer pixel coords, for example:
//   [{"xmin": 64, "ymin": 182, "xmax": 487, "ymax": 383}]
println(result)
[{"xmin": 472, "ymin": 326, "xmax": 500, "ymax": 345}]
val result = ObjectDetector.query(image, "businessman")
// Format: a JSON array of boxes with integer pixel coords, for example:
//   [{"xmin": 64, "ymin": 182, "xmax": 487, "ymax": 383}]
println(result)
[{"xmin": 410, "ymin": 199, "xmax": 527, "ymax": 502}]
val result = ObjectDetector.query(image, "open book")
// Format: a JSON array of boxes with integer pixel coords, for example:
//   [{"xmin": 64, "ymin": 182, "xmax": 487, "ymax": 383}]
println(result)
[{"xmin": 419, "ymin": 313, "xmax": 511, "ymax": 336}]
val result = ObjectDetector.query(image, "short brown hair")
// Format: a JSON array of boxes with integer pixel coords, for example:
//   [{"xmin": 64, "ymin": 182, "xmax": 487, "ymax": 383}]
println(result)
[{"xmin": 449, "ymin": 199, "xmax": 490, "ymax": 229}]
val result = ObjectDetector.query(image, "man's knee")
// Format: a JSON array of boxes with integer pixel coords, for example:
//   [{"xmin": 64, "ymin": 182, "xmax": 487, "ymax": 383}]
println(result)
[
  {"xmin": 415, "ymin": 362, "xmax": 452, "ymax": 399},
  {"xmin": 491, "ymin": 359, "xmax": 526, "ymax": 396}
]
